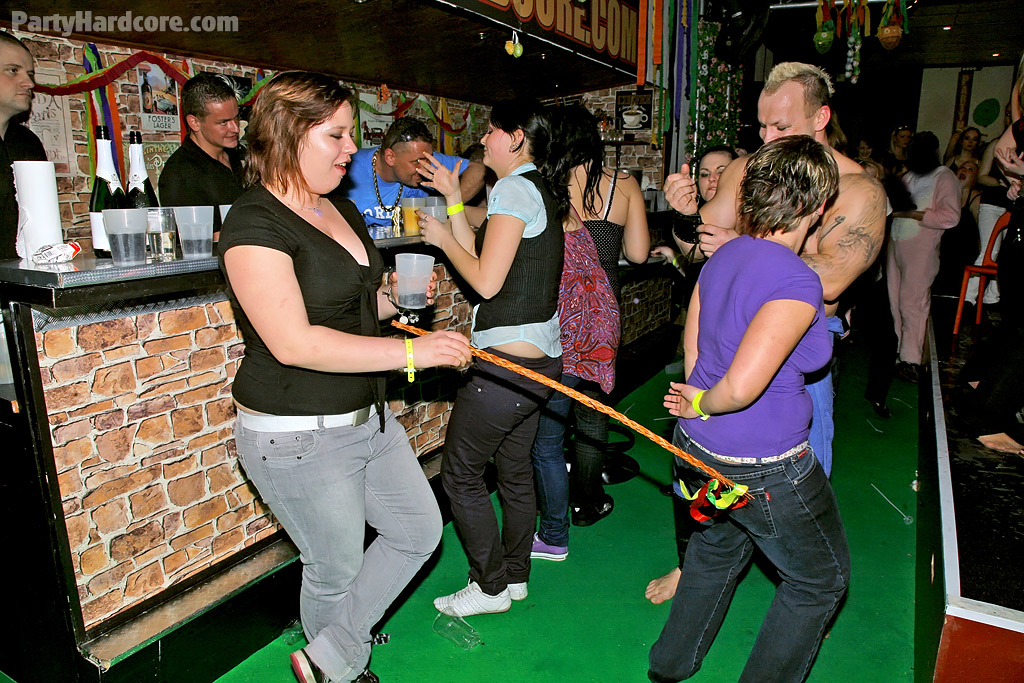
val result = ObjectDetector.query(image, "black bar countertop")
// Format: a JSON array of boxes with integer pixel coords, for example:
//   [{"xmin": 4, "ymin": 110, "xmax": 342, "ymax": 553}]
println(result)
[{"xmin": 0, "ymin": 235, "xmax": 432, "ymax": 310}]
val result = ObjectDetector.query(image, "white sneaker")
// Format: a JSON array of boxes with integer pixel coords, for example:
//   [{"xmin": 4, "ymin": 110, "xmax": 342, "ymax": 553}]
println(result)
[
  {"xmin": 434, "ymin": 581, "xmax": 511, "ymax": 617},
  {"xmin": 508, "ymin": 582, "xmax": 528, "ymax": 601}
]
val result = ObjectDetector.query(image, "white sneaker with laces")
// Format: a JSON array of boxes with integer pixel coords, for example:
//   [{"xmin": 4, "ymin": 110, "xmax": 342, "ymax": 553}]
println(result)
[
  {"xmin": 434, "ymin": 581, "xmax": 511, "ymax": 616},
  {"xmin": 508, "ymin": 582, "xmax": 528, "ymax": 601}
]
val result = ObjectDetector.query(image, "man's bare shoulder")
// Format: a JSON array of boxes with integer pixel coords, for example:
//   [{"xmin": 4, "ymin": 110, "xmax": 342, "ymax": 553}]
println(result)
[
  {"xmin": 831, "ymin": 172, "xmax": 887, "ymax": 226},
  {"xmin": 809, "ymin": 171, "xmax": 886, "ymax": 271},
  {"xmin": 829, "ymin": 148, "xmax": 867, "ymax": 176}
]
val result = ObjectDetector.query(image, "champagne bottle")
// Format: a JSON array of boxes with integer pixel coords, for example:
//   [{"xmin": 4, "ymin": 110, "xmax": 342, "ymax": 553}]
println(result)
[
  {"xmin": 88, "ymin": 126, "xmax": 126, "ymax": 258},
  {"xmin": 125, "ymin": 131, "xmax": 159, "ymax": 209}
]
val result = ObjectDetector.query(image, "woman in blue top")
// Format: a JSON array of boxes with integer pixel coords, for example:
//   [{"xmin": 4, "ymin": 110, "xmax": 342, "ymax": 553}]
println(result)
[
  {"xmin": 648, "ymin": 136, "xmax": 850, "ymax": 683},
  {"xmin": 419, "ymin": 100, "xmax": 566, "ymax": 617}
]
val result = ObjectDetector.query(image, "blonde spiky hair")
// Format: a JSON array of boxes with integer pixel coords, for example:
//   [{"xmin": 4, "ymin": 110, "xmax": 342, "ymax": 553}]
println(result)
[{"xmin": 764, "ymin": 62, "xmax": 834, "ymax": 117}]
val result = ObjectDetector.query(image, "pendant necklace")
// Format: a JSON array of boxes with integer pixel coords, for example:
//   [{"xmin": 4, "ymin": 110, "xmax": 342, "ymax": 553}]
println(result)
[
  {"xmin": 372, "ymin": 150, "xmax": 403, "ymax": 235},
  {"xmin": 286, "ymin": 196, "xmax": 323, "ymax": 217}
]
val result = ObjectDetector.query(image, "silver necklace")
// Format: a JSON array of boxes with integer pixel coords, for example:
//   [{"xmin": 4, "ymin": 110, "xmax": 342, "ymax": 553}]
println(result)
[{"xmin": 285, "ymin": 196, "xmax": 323, "ymax": 217}]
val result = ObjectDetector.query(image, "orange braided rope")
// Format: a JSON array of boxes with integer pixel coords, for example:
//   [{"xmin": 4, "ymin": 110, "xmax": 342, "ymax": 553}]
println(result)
[{"xmin": 392, "ymin": 320, "xmax": 746, "ymax": 495}]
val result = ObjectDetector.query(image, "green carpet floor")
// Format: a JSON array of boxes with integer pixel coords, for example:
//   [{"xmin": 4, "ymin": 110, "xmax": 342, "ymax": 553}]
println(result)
[{"xmin": 214, "ymin": 339, "xmax": 919, "ymax": 682}]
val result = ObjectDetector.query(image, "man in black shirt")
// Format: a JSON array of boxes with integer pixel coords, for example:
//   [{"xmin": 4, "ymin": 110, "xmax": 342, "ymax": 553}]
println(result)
[
  {"xmin": 0, "ymin": 32, "xmax": 47, "ymax": 260},
  {"xmin": 158, "ymin": 73, "xmax": 245, "ymax": 231}
]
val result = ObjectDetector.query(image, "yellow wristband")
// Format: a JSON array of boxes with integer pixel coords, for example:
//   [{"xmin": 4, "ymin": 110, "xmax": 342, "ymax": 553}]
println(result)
[
  {"xmin": 404, "ymin": 338, "xmax": 415, "ymax": 383},
  {"xmin": 446, "ymin": 202, "xmax": 465, "ymax": 216},
  {"xmin": 692, "ymin": 389, "xmax": 710, "ymax": 421}
]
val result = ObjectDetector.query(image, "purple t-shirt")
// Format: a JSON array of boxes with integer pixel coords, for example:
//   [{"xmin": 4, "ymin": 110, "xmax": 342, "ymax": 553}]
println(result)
[{"xmin": 683, "ymin": 235, "xmax": 831, "ymax": 459}]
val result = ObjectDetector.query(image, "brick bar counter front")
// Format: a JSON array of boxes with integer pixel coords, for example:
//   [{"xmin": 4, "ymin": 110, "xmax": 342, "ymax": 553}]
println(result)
[{"xmin": 0, "ymin": 240, "xmax": 676, "ymax": 683}]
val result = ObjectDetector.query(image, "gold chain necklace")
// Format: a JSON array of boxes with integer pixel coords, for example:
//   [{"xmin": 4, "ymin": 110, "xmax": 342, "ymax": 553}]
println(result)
[{"xmin": 372, "ymin": 150, "xmax": 403, "ymax": 235}]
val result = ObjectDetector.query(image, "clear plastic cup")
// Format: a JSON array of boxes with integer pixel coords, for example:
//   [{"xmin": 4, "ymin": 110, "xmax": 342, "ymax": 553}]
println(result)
[
  {"xmin": 146, "ymin": 208, "xmax": 179, "ymax": 262},
  {"xmin": 102, "ymin": 208, "xmax": 149, "ymax": 266},
  {"xmin": 400, "ymin": 198, "xmax": 427, "ymax": 236},
  {"xmin": 172, "ymin": 206, "xmax": 215, "ymax": 259},
  {"xmin": 394, "ymin": 253, "xmax": 434, "ymax": 309},
  {"xmin": 432, "ymin": 612, "xmax": 481, "ymax": 650}
]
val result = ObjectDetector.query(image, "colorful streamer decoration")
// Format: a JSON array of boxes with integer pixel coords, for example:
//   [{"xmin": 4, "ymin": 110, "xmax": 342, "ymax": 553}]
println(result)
[
  {"xmin": 392, "ymin": 320, "xmax": 751, "ymax": 507},
  {"xmin": 676, "ymin": 478, "xmax": 750, "ymax": 522},
  {"xmin": 36, "ymin": 48, "xmax": 192, "ymax": 162}
]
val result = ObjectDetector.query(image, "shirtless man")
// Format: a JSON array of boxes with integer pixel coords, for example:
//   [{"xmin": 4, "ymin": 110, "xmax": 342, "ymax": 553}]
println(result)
[{"xmin": 647, "ymin": 62, "xmax": 887, "ymax": 605}]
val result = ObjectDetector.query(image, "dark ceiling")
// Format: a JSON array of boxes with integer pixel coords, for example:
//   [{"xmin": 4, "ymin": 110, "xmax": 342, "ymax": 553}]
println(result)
[
  {"xmin": 5, "ymin": 0, "xmax": 638, "ymax": 104},
  {"xmin": 5, "ymin": 0, "xmax": 1020, "ymax": 104},
  {"xmin": 762, "ymin": 0, "xmax": 1023, "ymax": 71}
]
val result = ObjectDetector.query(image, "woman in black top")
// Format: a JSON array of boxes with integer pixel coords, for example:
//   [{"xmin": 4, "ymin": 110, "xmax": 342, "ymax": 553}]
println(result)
[{"xmin": 219, "ymin": 72, "xmax": 470, "ymax": 683}]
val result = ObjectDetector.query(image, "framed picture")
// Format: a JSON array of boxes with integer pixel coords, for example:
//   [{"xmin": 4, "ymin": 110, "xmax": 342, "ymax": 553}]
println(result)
[
  {"xmin": 138, "ymin": 64, "xmax": 179, "ymax": 132},
  {"xmin": 615, "ymin": 89, "xmax": 653, "ymax": 132},
  {"xmin": 359, "ymin": 92, "xmax": 392, "ymax": 148},
  {"xmin": 26, "ymin": 68, "xmax": 75, "ymax": 175}
]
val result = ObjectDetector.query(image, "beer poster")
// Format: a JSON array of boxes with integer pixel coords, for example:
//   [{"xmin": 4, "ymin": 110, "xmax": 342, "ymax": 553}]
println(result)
[{"xmin": 138, "ymin": 64, "xmax": 179, "ymax": 132}]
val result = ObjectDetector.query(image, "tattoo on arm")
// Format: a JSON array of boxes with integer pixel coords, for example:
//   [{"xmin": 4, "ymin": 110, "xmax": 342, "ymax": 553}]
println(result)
[{"xmin": 817, "ymin": 215, "xmax": 845, "ymax": 243}]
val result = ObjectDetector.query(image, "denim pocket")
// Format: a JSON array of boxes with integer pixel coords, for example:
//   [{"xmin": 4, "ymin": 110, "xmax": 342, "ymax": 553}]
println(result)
[
  {"xmin": 749, "ymin": 489, "xmax": 779, "ymax": 539},
  {"xmin": 261, "ymin": 431, "xmax": 319, "ymax": 465}
]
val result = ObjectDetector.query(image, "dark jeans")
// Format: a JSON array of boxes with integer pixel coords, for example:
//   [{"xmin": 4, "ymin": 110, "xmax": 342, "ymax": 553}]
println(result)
[
  {"xmin": 649, "ymin": 425, "xmax": 850, "ymax": 683},
  {"xmin": 530, "ymin": 373, "xmax": 609, "ymax": 546},
  {"xmin": 441, "ymin": 350, "xmax": 561, "ymax": 596}
]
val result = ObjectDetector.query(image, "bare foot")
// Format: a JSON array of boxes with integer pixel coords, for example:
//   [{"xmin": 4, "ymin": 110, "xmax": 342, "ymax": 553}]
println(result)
[
  {"xmin": 645, "ymin": 567, "xmax": 681, "ymax": 604},
  {"xmin": 978, "ymin": 433, "xmax": 1024, "ymax": 455}
]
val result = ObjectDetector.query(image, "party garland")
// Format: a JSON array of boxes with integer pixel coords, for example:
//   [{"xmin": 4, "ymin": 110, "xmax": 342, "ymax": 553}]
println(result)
[
  {"xmin": 357, "ymin": 96, "xmax": 479, "ymax": 137},
  {"xmin": 32, "ymin": 45, "xmax": 479, "ymax": 179},
  {"xmin": 685, "ymin": 20, "xmax": 742, "ymax": 159}
]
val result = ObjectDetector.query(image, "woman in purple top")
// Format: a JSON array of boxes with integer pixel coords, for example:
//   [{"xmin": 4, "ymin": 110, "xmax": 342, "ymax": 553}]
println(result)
[{"xmin": 648, "ymin": 137, "xmax": 850, "ymax": 683}]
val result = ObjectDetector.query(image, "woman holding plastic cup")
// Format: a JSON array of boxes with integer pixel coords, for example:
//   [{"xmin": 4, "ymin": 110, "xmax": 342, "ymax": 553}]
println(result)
[
  {"xmin": 418, "ymin": 99, "xmax": 565, "ymax": 617},
  {"xmin": 218, "ymin": 71, "xmax": 471, "ymax": 683}
]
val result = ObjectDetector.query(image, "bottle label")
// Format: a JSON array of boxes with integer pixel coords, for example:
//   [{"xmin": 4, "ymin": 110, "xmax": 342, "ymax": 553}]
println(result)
[
  {"xmin": 89, "ymin": 212, "xmax": 110, "ymax": 250},
  {"xmin": 127, "ymin": 172, "xmax": 145, "ymax": 192}
]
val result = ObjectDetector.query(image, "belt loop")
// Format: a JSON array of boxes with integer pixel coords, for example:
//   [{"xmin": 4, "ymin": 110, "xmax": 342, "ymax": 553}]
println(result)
[{"xmin": 317, "ymin": 415, "xmax": 326, "ymax": 429}]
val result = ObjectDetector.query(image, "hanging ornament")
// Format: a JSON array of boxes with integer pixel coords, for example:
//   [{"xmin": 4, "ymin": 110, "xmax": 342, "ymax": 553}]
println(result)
[
  {"xmin": 814, "ymin": 21, "xmax": 836, "ymax": 53},
  {"xmin": 878, "ymin": 0, "xmax": 909, "ymax": 50},
  {"xmin": 844, "ymin": 0, "xmax": 866, "ymax": 83},
  {"xmin": 377, "ymin": 83, "xmax": 390, "ymax": 104},
  {"xmin": 813, "ymin": 0, "xmax": 835, "ymax": 53},
  {"xmin": 505, "ymin": 30, "xmax": 523, "ymax": 58}
]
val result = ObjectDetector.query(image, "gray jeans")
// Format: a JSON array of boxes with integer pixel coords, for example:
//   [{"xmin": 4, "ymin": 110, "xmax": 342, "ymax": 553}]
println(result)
[{"xmin": 235, "ymin": 408, "xmax": 442, "ymax": 681}]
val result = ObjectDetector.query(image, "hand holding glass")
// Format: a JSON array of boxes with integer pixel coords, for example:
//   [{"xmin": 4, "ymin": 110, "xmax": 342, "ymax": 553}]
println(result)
[
  {"xmin": 400, "ymin": 198, "xmax": 426, "ymax": 236},
  {"xmin": 394, "ymin": 253, "xmax": 434, "ymax": 309}
]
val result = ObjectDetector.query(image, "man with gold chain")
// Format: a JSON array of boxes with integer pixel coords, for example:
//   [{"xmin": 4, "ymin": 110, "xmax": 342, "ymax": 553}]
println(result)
[{"xmin": 338, "ymin": 117, "xmax": 485, "ymax": 233}]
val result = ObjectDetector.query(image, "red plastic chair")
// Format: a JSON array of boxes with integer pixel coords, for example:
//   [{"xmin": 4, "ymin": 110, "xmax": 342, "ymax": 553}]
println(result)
[{"xmin": 953, "ymin": 211, "xmax": 1011, "ymax": 335}]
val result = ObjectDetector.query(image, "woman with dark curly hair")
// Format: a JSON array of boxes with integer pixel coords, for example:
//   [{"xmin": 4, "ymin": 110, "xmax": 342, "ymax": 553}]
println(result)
[{"xmin": 419, "ymin": 99, "xmax": 566, "ymax": 617}]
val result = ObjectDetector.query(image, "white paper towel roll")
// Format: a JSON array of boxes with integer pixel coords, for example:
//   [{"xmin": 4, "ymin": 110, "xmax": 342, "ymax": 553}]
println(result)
[{"xmin": 13, "ymin": 160, "xmax": 64, "ymax": 260}]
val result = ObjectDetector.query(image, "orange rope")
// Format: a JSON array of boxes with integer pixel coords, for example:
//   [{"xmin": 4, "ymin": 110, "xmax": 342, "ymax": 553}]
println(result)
[{"xmin": 392, "ymin": 320, "xmax": 746, "ymax": 495}]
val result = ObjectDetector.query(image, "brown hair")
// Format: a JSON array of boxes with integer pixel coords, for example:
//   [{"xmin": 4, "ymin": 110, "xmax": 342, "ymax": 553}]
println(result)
[
  {"xmin": 245, "ymin": 71, "xmax": 356, "ymax": 194},
  {"xmin": 738, "ymin": 136, "xmax": 839, "ymax": 238}
]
